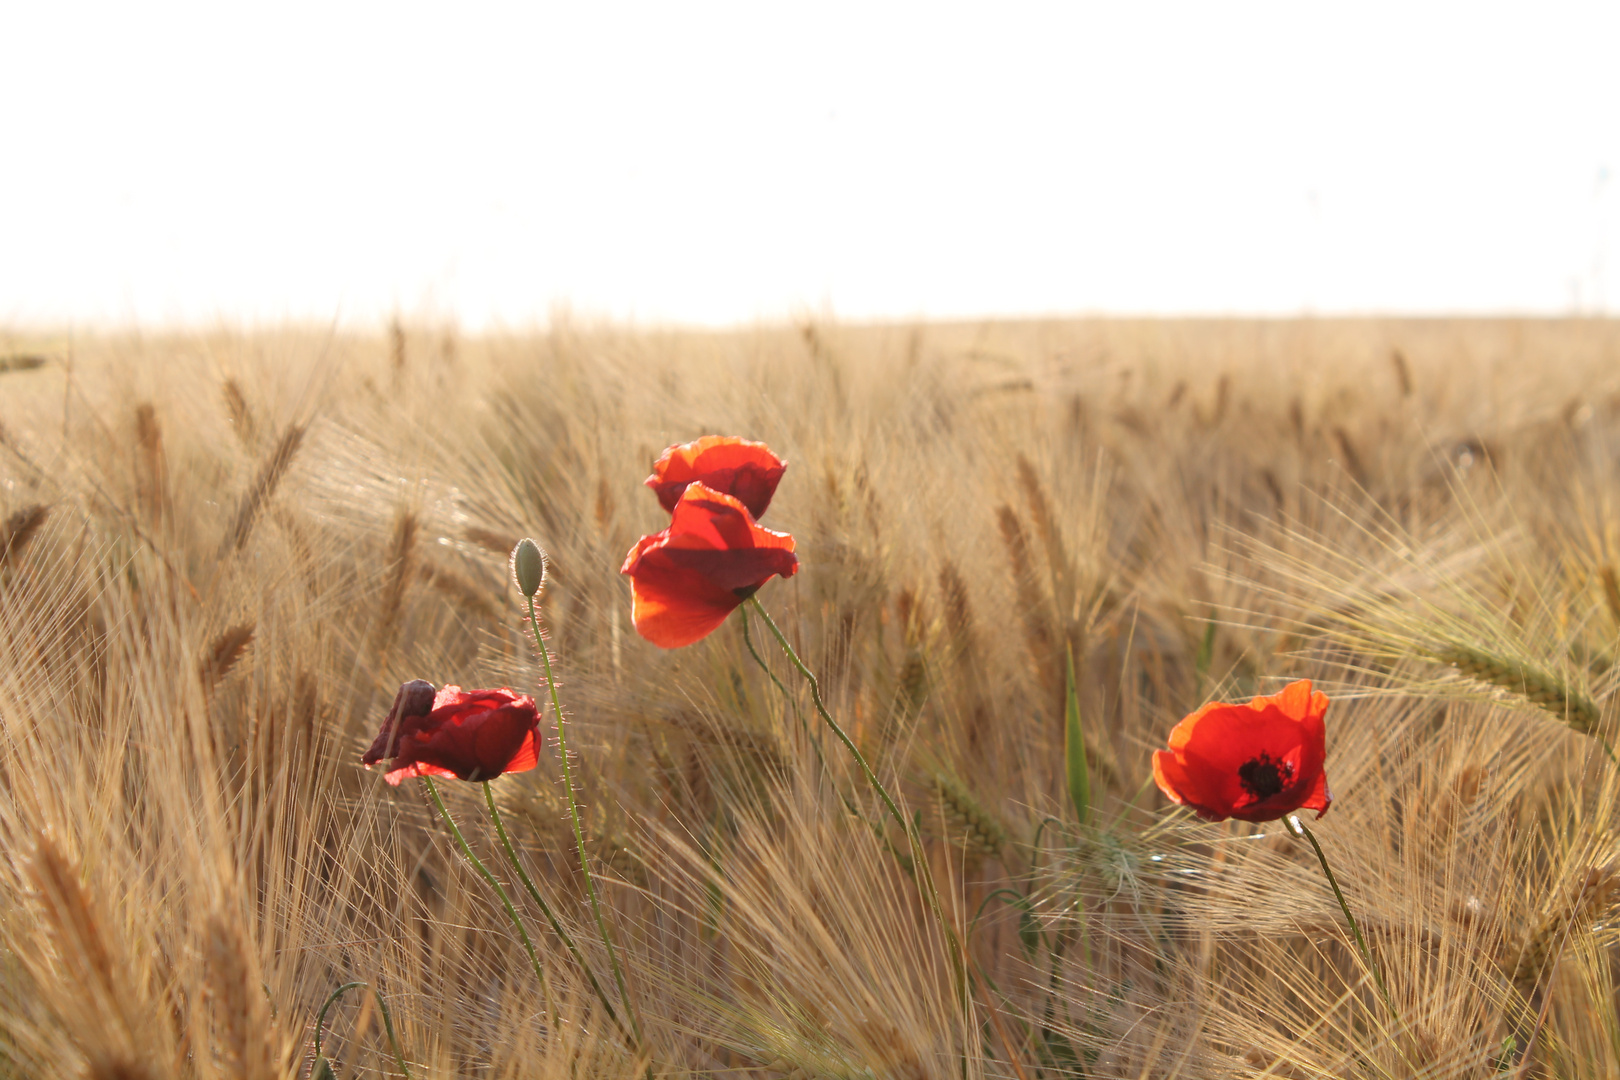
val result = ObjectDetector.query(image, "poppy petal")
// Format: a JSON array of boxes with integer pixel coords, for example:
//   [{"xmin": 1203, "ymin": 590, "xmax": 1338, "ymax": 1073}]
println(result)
[
  {"xmin": 502, "ymin": 729, "xmax": 541, "ymax": 775},
  {"xmin": 1152, "ymin": 749, "xmax": 1229, "ymax": 821},
  {"xmin": 622, "ymin": 483, "xmax": 798, "ymax": 649},
  {"xmin": 646, "ymin": 436, "xmax": 787, "ymax": 519},
  {"xmin": 1152, "ymin": 679, "xmax": 1332, "ymax": 824},
  {"xmin": 629, "ymin": 561, "xmax": 749, "ymax": 648},
  {"xmin": 365, "ymin": 685, "xmax": 542, "ymax": 785}
]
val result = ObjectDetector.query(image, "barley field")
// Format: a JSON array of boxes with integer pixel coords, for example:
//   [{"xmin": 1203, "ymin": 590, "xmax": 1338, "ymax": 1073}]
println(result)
[{"xmin": 2, "ymin": 317, "xmax": 1620, "ymax": 1079}]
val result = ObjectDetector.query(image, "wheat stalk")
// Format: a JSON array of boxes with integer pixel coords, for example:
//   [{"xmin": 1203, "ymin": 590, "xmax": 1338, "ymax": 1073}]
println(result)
[
  {"xmin": 374, "ymin": 509, "xmax": 419, "ymax": 656},
  {"xmin": 1510, "ymin": 862, "xmax": 1618, "ymax": 1000},
  {"xmin": 997, "ymin": 503, "xmax": 1055, "ymax": 667},
  {"xmin": 0, "ymin": 353, "xmax": 48, "ymax": 373},
  {"xmin": 199, "ymin": 623, "xmax": 256, "ymax": 691},
  {"xmin": 203, "ymin": 914, "xmax": 283, "ymax": 1080},
  {"xmin": 133, "ymin": 402, "xmax": 167, "ymax": 524},
  {"xmin": 463, "ymin": 524, "xmax": 516, "ymax": 556},
  {"xmin": 220, "ymin": 378, "xmax": 257, "ymax": 444},
  {"xmin": 0, "ymin": 502, "xmax": 49, "ymax": 567},
  {"xmin": 26, "ymin": 832, "xmax": 164, "ymax": 1076},
  {"xmin": 1390, "ymin": 348, "xmax": 1414, "ymax": 397},
  {"xmin": 417, "ymin": 559, "xmax": 500, "ymax": 621},
  {"xmin": 220, "ymin": 421, "xmax": 304, "ymax": 556}
]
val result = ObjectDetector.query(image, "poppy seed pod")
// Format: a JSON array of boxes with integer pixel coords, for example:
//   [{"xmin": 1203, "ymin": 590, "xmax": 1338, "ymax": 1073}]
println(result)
[{"xmin": 511, "ymin": 538, "xmax": 547, "ymax": 597}]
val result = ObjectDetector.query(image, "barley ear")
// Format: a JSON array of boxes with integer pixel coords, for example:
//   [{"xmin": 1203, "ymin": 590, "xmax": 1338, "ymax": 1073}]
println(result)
[
  {"xmin": 1430, "ymin": 642, "xmax": 1601, "ymax": 735},
  {"xmin": 221, "ymin": 422, "xmax": 305, "ymax": 557},
  {"xmin": 1511, "ymin": 863, "xmax": 1618, "ymax": 1000},
  {"xmin": 930, "ymin": 771, "xmax": 1009, "ymax": 861},
  {"xmin": 199, "ymin": 623, "xmax": 256, "ymax": 691},
  {"xmin": 0, "ymin": 503, "xmax": 49, "ymax": 568},
  {"xmin": 203, "ymin": 914, "xmax": 280, "ymax": 1080}
]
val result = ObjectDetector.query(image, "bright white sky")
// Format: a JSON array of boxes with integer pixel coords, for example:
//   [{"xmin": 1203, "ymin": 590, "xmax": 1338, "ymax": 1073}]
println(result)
[{"xmin": 3, "ymin": 3, "xmax": 1616, "ymax": 329}]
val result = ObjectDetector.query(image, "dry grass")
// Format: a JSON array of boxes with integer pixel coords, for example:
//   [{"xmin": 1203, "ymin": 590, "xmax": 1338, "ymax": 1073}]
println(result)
[{"xmin": 1, "ymin": 317, "xmax": 1619, "ymax": 1077}]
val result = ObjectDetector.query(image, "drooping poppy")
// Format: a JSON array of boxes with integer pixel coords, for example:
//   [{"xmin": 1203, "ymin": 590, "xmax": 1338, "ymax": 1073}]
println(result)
[
  {"xmin": 621, "ymin": 482, "xmax": 798, "ymax": 648},
  {"xmin": 1152, "ymin": 679, "xmax": 1332, "ymax": 823},
  {"xmin": 363, "ymin": 680, "xmax": 542, "ymax": 785},
  {"xmin": 645, "ymin": 435, "xmax": 787, "ymax": 520}
]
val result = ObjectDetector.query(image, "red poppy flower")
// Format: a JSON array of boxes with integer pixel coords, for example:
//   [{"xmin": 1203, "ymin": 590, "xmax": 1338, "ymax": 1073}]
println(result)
[
  {"xmin": 621, "ymin": 482, "xmax": 798, "ymax": 648},
  {"xmin": 363, "ymin": 680, "xmax": 542, "ymax": 785},
  {"xmin": 645, "ymin": 435, "xmax": 787, "ymax": 519},
  {"xmin": 1152, "ymin": 679, "xmax": 1332, "ymax": 823}
]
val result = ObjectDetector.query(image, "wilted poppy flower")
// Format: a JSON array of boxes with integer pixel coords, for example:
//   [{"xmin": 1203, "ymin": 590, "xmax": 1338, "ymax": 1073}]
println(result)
[
  {"xmin": 645, "ymin": 435, "xmax": 787, "ymax": 519},
  {"xmin": 621, "ymin": 482, "xmax": 798, "ymax": 648},
  {"xmin": 363, "ymin": 680, "xmax": 542, "ymax": 785},
  {"xmin": 1152, "ymin": 679, "xmax": 1332, "ymax": 823}
]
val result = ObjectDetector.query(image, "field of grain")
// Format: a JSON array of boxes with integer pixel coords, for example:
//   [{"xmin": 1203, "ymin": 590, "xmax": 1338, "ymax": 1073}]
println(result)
[{"xmin": 2, "ymin": 317, "xmax": 1620, "ymax": 1078}]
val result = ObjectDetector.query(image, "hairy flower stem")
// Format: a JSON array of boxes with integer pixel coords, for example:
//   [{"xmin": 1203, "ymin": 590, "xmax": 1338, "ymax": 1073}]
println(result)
[
  {"xmin": 747, "ymin": 596, "xmax": 969, "ymax": 1004},
  {"xmin": 483, "ymin": 781, "xmax": 630, "ymax": 1044},
  {"xmin": 1287, "ymin": 815, "xmax": 1399, "ymax": 1028},
  {"xmin": 526, "ymin": 595, "xmax": 642, "ymax": 1048},
  {"xmin": 313, "ymin": 982, "xmax": 368, "ymax": 1060},
  {"xmin": 311, "ymin": 982, "xmax": 412, "ymax": 1079},
  {"xmin": 740, "ymin": 609, "xmax": 914, "ymax": 874},
  {"xmin": 422, "ymin": 776, "xmax": 554, "ymax": 1024},
  {"xmin": 372, "ymin": 986, "xmax": 414, "ymax": 1080}
]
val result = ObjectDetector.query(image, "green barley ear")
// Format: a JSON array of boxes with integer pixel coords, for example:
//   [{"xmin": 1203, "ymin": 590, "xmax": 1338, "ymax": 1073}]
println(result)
[
  {"xmin": 511, "ymin": 538, "xmax": 547, "ymax": 598},
  {"xmin": 1065, "ymin": 649, "xmax": 1091, "ymax": 826},
  {"xmin": 1430, "ymin": 642, "xmax": 1601, "ymax": 735},
  {"xmin": 930, "ymin": 771, "xmax": 1009, "ymax": 861}
]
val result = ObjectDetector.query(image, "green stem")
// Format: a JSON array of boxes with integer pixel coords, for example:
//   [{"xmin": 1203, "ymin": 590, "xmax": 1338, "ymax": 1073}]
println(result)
[
  {"xmin": 313, "ymin": 981, "xmax": 368, "ymax": 1059},
  {"xmin": 483, "ymin": 781, "xmax": 630, "ymax": 1043},
  {"xmin": 526, "ymin": 595, "xmax": 642, "ymax": 1047},
  {"xmin": 746, "ymin": 596, "xmax": 968, "ymax": 1003},
  {"xmin": 741, "ymin": 608, "xmax": 915, "ymax": 874},
  {"xmin": 741, "ymin": 605, "xmax": 812, "ymax": 747},
  {"xmin": 1288, "ymin": 815, "xmax": 1399, "ymax": 1027},
  {"xmin": 372, "ymin": 986, "xmax": 413, "ymax": 1080},
  {"xmin": 422, "ymin": 776, "xmax": 552, "ymax": 1021}
]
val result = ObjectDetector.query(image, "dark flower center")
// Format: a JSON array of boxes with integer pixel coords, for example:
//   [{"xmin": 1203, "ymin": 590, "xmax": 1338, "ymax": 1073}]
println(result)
[
  {"xmin": 732, "ymin": 584, "xmax": 762, "ymax": 599},
  {"xmin": 1237, "ymin": 752, "xmax": 1293, "ymax": 801}
]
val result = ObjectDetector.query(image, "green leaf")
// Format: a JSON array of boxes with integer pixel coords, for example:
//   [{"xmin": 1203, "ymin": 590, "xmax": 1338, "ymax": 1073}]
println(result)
[
  {"xmin": 1065, "ymin": 649, "xmax": 1091, "ymax": 826},
  {"xmin": 1018, "ymin": 907, "xmax": 1041, "ymax": 958},
  {"xmin": 1195, "ymin": 618, "xmax": 1216, "ymax": 684}
]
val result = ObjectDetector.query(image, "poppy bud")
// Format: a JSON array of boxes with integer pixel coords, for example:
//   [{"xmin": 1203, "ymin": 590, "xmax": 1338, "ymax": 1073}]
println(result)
[{"xmin": 511, "ymin": 538, "xmax": 547, "ymax": 598}]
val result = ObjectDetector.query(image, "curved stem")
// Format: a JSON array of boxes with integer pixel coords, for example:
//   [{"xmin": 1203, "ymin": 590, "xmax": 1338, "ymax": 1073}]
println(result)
[
  {"xmin": 483, "ymin": 781, "xmax": 630, "ymax": 1043},
  {"xmin": 372, "ymin": 987, "xmax": 413, "ymax": 1080},
  {"xmin": 746, "ymin": 596, "xmax": 968, "ymax": 1003},
  {"xmin": 741, "ymin": 607, "xmax": 914, "ymax": 873},
  {"xmin": 527, "ymin": 595, "xmax": 642, "ymax": 1047},
  {"xmin": 740, "ymin": 606, "xmax": 812, "ymax": 746},
  {"xmin": 422, "ymin": 776, "xmax": 553, "ymax": 1021},
  {"xmin": 313, "ymin": 981, "xmax": 368, "ymax": 1059},
  {"xmin": 1288, "ymin": 816, "xmax": 1399, "ymax": 1027}
]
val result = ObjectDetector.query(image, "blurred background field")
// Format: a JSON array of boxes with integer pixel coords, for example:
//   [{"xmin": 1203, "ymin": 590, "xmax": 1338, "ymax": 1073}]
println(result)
[{"xmin": 3, "ymin": 316, "xmax": 1620, "ymax": 1078}]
